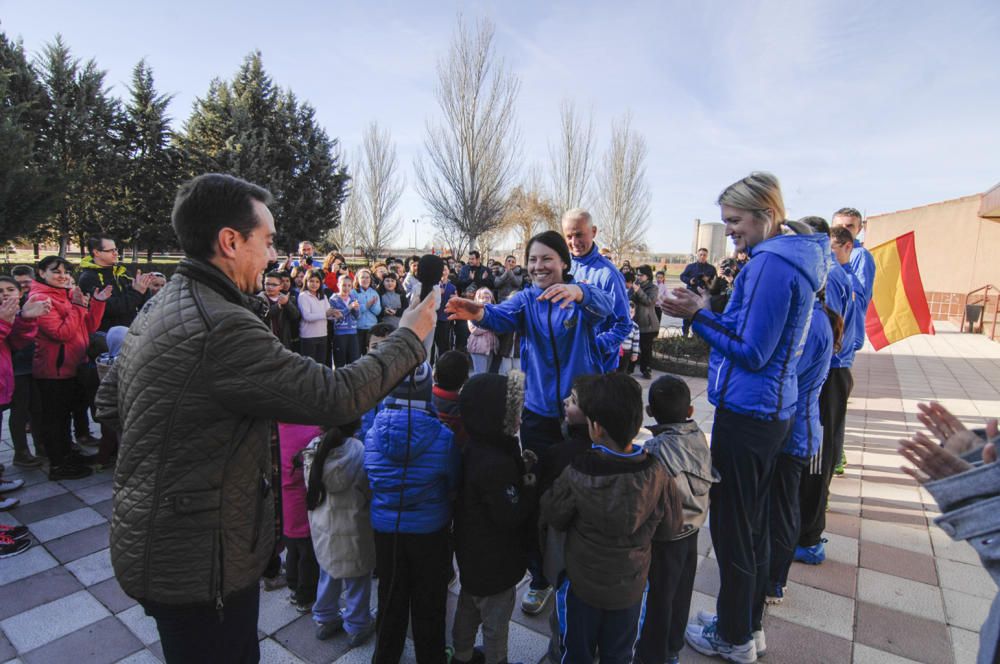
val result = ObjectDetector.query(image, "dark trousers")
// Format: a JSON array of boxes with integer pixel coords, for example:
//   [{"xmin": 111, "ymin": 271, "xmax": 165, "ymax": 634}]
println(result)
[
  {"xmin": 709, "ymin": 407, "xmax": 791, "ymax": 645},
  {"xmin": 681, "ymin": 318, "xmax": 692, "ymax": 337},
  {"xmin": 453, "ymin": 319, "xmax": 470, "ymax": 352},
  {"xmin": 299, "ymin": 337, "xmax": 327, "ymax": 365},
  {"xmin": 798, "ymin": 368, "xmax": 854, "ymax": 546},
  {"xmin": 35, "ymin": 378, "xmax": 79, "ymax": 467},
  {"xmin": 373, "ymin": 528, "xmax": 450, "ymax": 664},
  {"xmin": 284, "ymin": 536, "xmax": 319, "ymax": 603},
  {"xmin": 433, "ymin": 320, "xmax": 453, "ymax": 362},
  {"xmin": 142, "ymin": 584, "xmax": 260, "ymax": 664},
  {"xmin": 332, "ymin": 333, "xmax": 360, "ymax": 368},
  {"xmin": 768, "ymin": 453, "xmax": 809, "ymax": 588},
  {"xmin": 638, "ymin": 332, "xmax": 656, "ymax": 374},
  {"xmin": 618, "ymin": 353, "xmax": 635, "ymax": 374},
  {"xmin": 520, "ymin": 408, "xmax": 562, "ymax": 590},
  {"xmin": 357, "ymin": 328, "xmax": 371, "ymax": 355},
  {"xmin": 636, "ymin": 534, "xmax": 699, "ymax": 663},
  {"xmin": 8, "ymin": 374, "xmax": 33, "ymax": 455},
  {"xmin": 557, "ymin": 581, "xmax": 644, "ymax": 664}
]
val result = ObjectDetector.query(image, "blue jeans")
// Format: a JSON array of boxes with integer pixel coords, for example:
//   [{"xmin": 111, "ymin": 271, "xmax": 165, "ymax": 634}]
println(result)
[{"xmin": 312, "ymin": 568, "xmax": 373, "ymax": 636}]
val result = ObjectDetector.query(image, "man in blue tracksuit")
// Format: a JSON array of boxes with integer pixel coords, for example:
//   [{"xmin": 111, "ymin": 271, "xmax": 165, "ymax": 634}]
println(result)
[
  {"xmin": 797, "ymin": 219, "xmax": 861, "ymax": 564},
  {"xmin": 832, "ymin": 207, "xmax": 875, "ymax": 351},
  {"xmin": 561, "ymin": 209, "xmax": 632, "ymax": 373}
]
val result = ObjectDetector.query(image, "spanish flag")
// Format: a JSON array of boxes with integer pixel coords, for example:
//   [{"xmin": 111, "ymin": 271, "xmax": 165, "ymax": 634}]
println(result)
[{"xmin": 865, "ymin": 231, "xmax": 935, "ymax": 350}]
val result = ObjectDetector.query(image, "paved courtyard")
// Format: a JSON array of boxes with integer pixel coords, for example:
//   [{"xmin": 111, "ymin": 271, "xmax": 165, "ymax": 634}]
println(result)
[{"xmin": 0, "ymin": 322, "xmax": 997, "ymax": 663}]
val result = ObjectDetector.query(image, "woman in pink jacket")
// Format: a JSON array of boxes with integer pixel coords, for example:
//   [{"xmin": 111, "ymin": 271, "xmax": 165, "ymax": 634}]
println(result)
[{"xmin": 30, "ymin": 257, "xmax": 111, "ymax": 480}]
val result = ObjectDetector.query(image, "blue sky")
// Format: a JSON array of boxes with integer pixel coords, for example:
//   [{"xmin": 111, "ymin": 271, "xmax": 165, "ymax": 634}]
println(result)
[{"xmin": 2, "ymin": 0, "xmax": 998, "ymax": 252}]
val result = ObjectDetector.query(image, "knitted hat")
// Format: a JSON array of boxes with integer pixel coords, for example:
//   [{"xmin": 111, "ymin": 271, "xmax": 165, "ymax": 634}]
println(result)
[
  {"xmin": 389, "ymin": 362, "xmax": 433, "ymax": 403},
  {"xmin": 459, "ymin": 370, "xmax": 525, "ymax": 442}
]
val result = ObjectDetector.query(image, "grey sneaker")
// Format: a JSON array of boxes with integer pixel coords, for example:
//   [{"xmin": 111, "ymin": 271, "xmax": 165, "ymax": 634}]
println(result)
[
  {"xmin": 684, "ymin": 621, "xmax": 757, "ymax": 663},
  {"xmin": 690, "ymin": 614, "xmax": 765, "ymax": 658},
  {"xmin": 347, "ymin": 621, "xmax": 376, "ymax": 648},
  {"xmin": 520, "ymin": 587, "xmax": 553, "ymax": 615},
  {"xmin": 12, "ymin": 453, "xmax": 42, "ymax": 469},
  {"xmin": 315, "ymin": 616, "xmax": 344, "ymax": 640}
]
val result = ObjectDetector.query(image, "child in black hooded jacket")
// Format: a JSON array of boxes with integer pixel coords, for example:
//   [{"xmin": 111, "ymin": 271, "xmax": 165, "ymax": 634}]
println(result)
[{"xmin": 451, "ymin": 370, "xmax": 536, "ymax": 664}]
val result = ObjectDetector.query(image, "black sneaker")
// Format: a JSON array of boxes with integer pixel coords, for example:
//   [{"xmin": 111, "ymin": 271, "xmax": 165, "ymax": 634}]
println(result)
[
  {"xmin": 0, "ymin": 524, "xmax": 30, "ymax": 541},
  {"xmin": 50, "ymin": 464, "xmax": 94, "ymax": 480},
  {"xmin": 0, "ymin": 534, "xmax": 31, "ymax": 558}
]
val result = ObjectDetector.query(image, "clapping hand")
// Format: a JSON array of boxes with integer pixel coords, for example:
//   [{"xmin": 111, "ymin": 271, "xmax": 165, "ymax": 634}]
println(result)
[
  {"xmin": 898, "ymin": 432, "xmax": 976, "ymax": 483},
  {"xmin": 92, "ymin": 285, "xmax": 114, "ymax": 302},
  {"xmin": 661, "ymin": 287, "xmax": 709, "ymax": 319},
  {"xmin": 132, "ymin": 269, "xmax": 154, "ymax": 294},
  {"xmin": 916, "ymin": 401, "xmax": 997, "ymax": 456},
  {"xmin": 0, "ymin": 297, "xmax": 18, "ymax": 323},
  {"xmin": 19, "ymin": 294, "xmax": 52, "ymax": 319},
  {"xmin": 70, "ymin": 287, "xmax": 90, "ymax": 307},
  {"xmin": 326, "ymin": 308, "xmax": 343, "ymax": 320},
  {"xmin": 277, "ymin": 292, "xmax": 290, "ymax": 306}
]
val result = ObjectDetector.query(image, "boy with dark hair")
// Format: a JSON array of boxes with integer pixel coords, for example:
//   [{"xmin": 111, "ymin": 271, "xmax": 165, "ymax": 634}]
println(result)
[
  {"xmin": 451, "ymin": 371, "xmax": 534, "ymax": 664},
  {"xmin": 433, "ymin": 350, "xmax": 470, "ymax": 446},
  {"xmin": 635, "ymin": 375, "xmax": 719, "ymax": 664},
  {"xmin": 541, "ymin": 373, "xmax": 682, "ymax": 664}
]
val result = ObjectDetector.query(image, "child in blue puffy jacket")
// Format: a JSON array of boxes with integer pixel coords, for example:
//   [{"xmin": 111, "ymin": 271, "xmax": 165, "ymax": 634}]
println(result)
[{"xmin": 364, "ymin": 362, "xmax": 461, "ymax": 664}]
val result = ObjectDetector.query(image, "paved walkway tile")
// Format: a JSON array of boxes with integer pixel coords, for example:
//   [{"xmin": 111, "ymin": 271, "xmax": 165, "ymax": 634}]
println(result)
[
  {"xmin": 0, "ymin": 324, "xmax": 997, "ymax": 662},
  {"xmin": 0, "ymin": 590, "xmax": 110, "ymax": 653}
]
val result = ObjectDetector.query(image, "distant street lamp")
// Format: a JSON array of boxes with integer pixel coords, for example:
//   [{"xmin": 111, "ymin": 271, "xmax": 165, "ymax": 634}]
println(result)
[{"xmin": 412, "ymin": 218, "xmax": 419, "ymax": 250}]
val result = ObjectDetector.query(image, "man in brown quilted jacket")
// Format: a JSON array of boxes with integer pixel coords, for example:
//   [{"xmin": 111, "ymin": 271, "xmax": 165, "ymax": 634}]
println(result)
[{"xmin": 95, "ymin": 173, "xmax": 437, "ymax": 664}]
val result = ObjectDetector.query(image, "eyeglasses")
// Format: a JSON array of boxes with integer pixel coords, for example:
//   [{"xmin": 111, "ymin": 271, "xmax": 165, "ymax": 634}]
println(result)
[{"xmin": 96, "ymin": 247, "xmax": 119, "ymax": 254}]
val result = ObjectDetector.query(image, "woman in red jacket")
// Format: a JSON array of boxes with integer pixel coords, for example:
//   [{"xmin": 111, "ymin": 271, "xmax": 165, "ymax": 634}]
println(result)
[{"xmin": 30, "ymin": 256, "xmax": 112, "ymax": 480}]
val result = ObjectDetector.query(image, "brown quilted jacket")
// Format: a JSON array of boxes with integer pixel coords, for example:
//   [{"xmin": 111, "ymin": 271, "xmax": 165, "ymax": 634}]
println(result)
[{"xmin": 95, "ymin": 258, "xmax": 425, "ymax": 606}]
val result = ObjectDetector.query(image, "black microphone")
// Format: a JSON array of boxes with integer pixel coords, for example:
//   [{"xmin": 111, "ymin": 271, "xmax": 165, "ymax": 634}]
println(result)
[{"xmin": 417, "ymin": 254, "xmax": 445, "ymax": 300}]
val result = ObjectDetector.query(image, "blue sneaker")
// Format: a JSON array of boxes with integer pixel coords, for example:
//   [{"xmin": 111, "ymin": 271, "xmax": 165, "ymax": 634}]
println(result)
[{"xmin": 793, "ymin": 538, "xmax": 827, "ymax": 565}]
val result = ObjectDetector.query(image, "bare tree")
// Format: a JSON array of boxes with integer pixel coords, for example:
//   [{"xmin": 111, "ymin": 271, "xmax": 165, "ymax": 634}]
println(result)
[
  {"xmin": 327, "ymin": 180, "xmax": 360, "ymax": 254},
  {"xmin": 415, "ymin": 17, "xmax": 520, "ymax": 259},
  {"xmin": 549, "ymin": 100, "xmax": 595, "ymax": 215},
  {"xmin": 595, "ymin": 114, "xmax": 650, "ymax": 263},
  {"xmin": 353, "ymin": 122, "xmax": 403, "ymax": 261},
  {"xmin": 502, "ymin": 185, "xmax": 558, "ymax": 252}
]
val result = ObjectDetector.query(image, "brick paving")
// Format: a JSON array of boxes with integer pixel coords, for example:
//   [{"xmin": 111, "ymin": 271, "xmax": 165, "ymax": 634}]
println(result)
[{"xmin": 0, "ymin": 322, "xmax": 997, "ymax": 663}]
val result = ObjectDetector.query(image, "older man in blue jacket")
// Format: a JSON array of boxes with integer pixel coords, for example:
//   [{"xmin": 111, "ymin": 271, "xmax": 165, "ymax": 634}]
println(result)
[{"xmin": 561, "ymin": 209, "xmax": 632, "ymax": 373}]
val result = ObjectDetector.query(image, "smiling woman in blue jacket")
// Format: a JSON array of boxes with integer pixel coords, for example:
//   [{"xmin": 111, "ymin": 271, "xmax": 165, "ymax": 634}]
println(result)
[
  {"xmin": 447, "ymin": 231, "xmax": 614, "ymax": 455},
  {"xmin": 662, "ymin": 172, "xmax": 827, "ymax": 663}
]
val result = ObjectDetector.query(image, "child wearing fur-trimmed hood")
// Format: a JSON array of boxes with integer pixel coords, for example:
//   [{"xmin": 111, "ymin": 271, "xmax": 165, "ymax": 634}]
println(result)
[{"xmin": 451, "ymin": 370, "xmax": 536, "ymax": 664}]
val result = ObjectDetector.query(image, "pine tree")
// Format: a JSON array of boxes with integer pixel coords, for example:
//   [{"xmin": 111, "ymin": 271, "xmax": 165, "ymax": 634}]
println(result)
[
  {"xmin": 34, "ymin": 36, "xmax": 125, "ymax": 256},
  {"xmin": 179, "ymin": 51, "xmax": 348, "ymax": 252},
  {"xmin": 0, "ymin": 33, "xmax": 55, "ymax": 245},
  {"xmin": 119, "ymin": 59, "xmax": 185, "ymax": 260}
]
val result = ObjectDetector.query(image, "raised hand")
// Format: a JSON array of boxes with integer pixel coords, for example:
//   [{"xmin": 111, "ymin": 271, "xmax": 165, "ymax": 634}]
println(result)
[
  {"xmin": 93, "ymin": 285, "xmax": 114, "ymax": 302},
  {"xmin": 0, "ymin": 297, "xmax": 18, "ymax": 323},
  {"xmin": 132, "ymin": 269, "xmax": 152, "ymax": 294},
  {"xmin": 70, "ymin": 287, "xmax": 90, "ymax": 307},
  {"xmin": 898, "ymin": 431, "xmax": 974, "ymax": 483},
  {"xmin": 400, "ymin": 285, "xmax": 440, "ymax": 342},
  {"xmin": 19, "ymin": 294, "xmax": 52, "ymax": 319},
  {"xmin": 661, "ymin": 287, "xmax": 709, "ymax": 319},
  {"xmin": 538, "ymin": 284, "xmax": 584, "ymax": 309},
  {"xmin": 277, "ymin": 292, "xmax": 290, "ymax": 306},
  {"xmin": 445, "ymin": 296, "xmax": 484, "ymax": 322}
]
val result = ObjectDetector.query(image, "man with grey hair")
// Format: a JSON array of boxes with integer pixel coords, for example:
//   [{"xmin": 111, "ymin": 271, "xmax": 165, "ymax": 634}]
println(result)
[{"xmin": 561, "ymin": 208, "xmax": 632, "ymax": 374}]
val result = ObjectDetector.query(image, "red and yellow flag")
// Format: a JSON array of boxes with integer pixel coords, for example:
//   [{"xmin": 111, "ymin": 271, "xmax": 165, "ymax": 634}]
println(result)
[{"xmin": 865, "ymin": 231, "xmax": 935, "ymax": 350}]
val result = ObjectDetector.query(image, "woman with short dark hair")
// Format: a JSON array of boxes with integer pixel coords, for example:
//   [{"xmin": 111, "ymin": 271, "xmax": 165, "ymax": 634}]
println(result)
[{"xmin": 31, "ymin": 256, "xmax": 113, "ymax": 480}]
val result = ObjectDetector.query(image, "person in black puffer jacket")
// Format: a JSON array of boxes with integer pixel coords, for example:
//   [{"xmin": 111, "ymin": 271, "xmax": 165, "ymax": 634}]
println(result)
[{"xmin": 452, "ymin": 370, "xmax": 535, "ymax": 664}]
